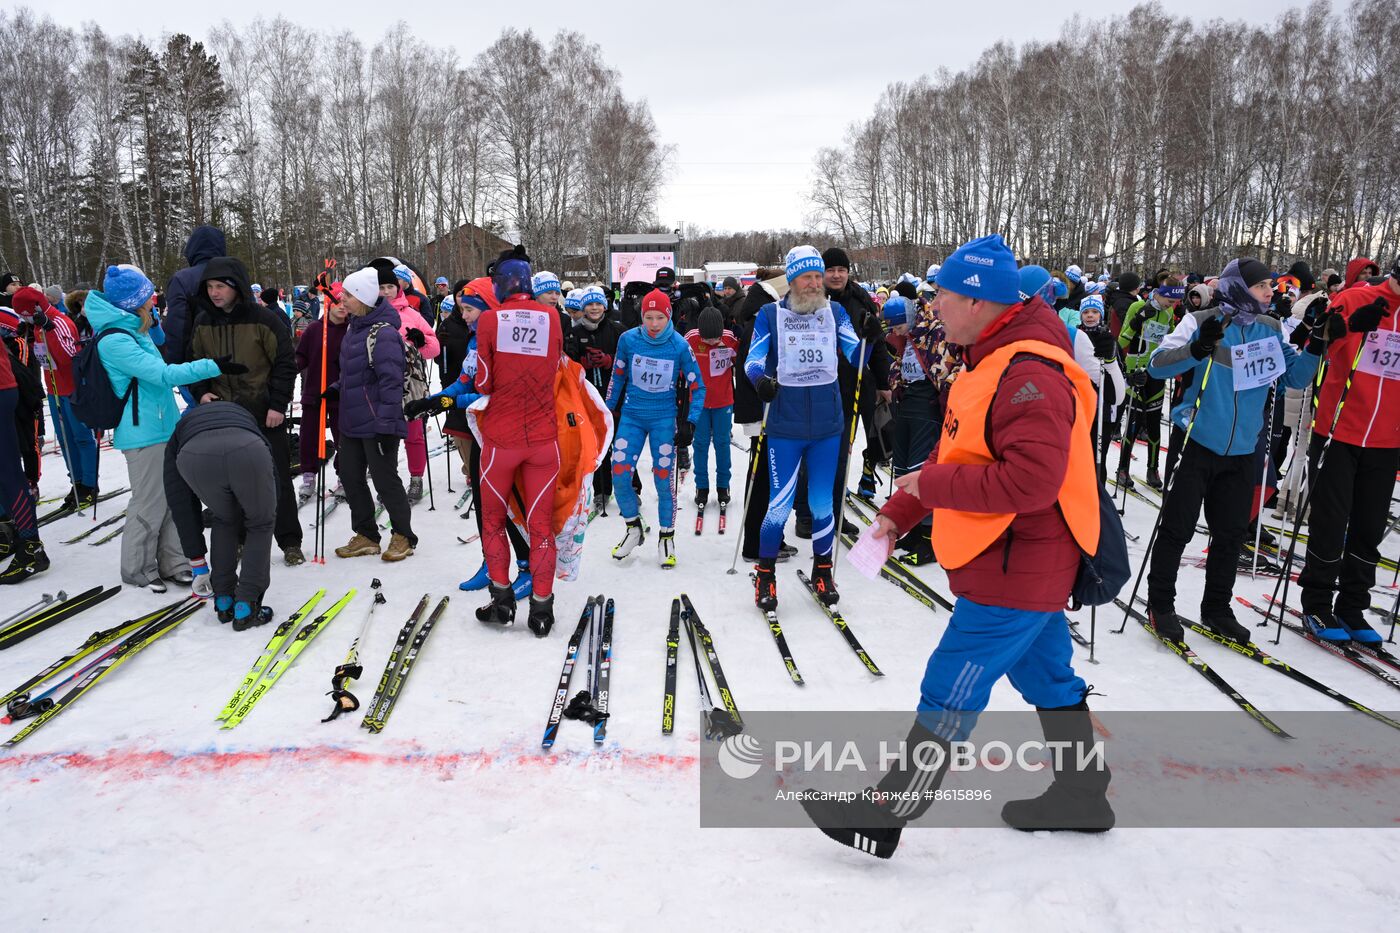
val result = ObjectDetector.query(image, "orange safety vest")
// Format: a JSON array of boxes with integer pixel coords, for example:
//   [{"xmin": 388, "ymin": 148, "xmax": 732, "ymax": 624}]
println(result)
[{"xmin": 929, "ymin": 339, "xmax": 1100, "ymax": 570}]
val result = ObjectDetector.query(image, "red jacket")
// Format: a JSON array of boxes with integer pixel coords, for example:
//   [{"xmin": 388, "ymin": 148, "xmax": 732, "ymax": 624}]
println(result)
[
  {"xmin": 685, "ymin": 330, "xmax": 738, "ymax": 409},
  {"xmin": 34, "ymin": 308, "xmax": 81, "ymax": 396},
  {"xmin": 1314, "ymin": 280, "xmax": 1400, "ymax": 448},
  {"xmin": 880, "ymin": 298, "xmax": 1082, "ymax": 611},
  {"xmin": 474, "ymin": 294, "xmax": 564, "ymax": 448}
]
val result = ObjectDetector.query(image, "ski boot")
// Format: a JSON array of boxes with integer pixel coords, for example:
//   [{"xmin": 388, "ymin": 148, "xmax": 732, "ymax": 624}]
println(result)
[
  {"xmin": 476, "ymin": 582, "xmax": 516, "ymax": 626},
  {"xmin": 1336, "ymin": 610, "xmax": 1383, "ymax": 645},
  {"xmin": 511, "ymin": 559, "xmax": 533, "ymax": 600},
  {"xmin": 897, "ymin": 526, "xmax": 937, "ymax": 566},
  {"xmin": 716, "ymin": 487, "xmax": 730, "ymax": 508},
  {"xmin": 1114, "ymin": 468, "xmax": 1134, "ymax": 490},
  {"xmin": 1001, "ymin": 700, "xmax": 1114, "ymax": 832},
  {"xmin": 459, "ymin": 561, "xmax": 492, "ymax": 591},
  {"xmin": 1303, "ymin": 612, "xmax": 1352, "ymax": 644},
  {"xmin": 810, "ymin": 555, "xmax": 839, "ymax": 606},
  {"xmin": 856, "ymin": 462, "xmax": 878, "ymax": 500},
  {"xmin": 612, "ymin": 518, "xmax": 645, "ymax": 560},
  {"xmin": 795, "ymin": 515, "xmax": 813, "ymax": 539},
  {"xmin": 232, "ymin": 600, "xmax": 274, "ymax": 632},
  {"xmin": 754, "ymin": 558, "xmax": 778, "ymax": 611},
  {"xmin": 1145, "ymin": 467, "xmax": 1163, "ymax": 490},
  {"xmin": 1199, "ymin": 606, "xmax": 1250, "ymax": 644},
  {"xmin": 659, "ymin": 529, "xmax": 676, "ymax": 568},
  {"xmin": 407, "ymin": 476, "xmax": 424, "ymax": 503},
  {"xmin": 297, "ymin": 475, "xmax": 316, "ymax": 506},
  {"xmin": 215, "ymin": 595, "xmax": 236, "ymax": 625},
  {"xmin": 695, "ymin": 488, "xmax": 709, "ymax": 509},
  {"xmin": 527, "ymin": 593, "xmax": 555, "ymax": 638},
  {"xmin": 0, "ymin": 539, "xmax": 49, "ymax": 584},
  {"xmin": 1147, "ymin": 606, "xmax": 1185, "ymax": 643},
  {"xmin": 778, "ymin": 541, "xmax": 798, "ymax": 562}
]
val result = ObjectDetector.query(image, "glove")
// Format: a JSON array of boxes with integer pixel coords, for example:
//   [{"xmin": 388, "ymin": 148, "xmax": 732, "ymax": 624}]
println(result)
[
  {"xmin": 1348, "ymin": 296, "xmax": 1390, "ymax": 334},
  {"xmin": 190, "ymin": 558, "xmax": 212, "ymax": 599},
  {"xmin": 675, "ymin": 421, "xmax": 695, "ymax": 447},
  {"xmin": 404, "ymin": 395, "xmax": 450, "ymax": 418},
  {"xmin": 31, "ymin": 309, "xmax": 50, "ymax": 331},
  {"xmin": 215, "ymin": 356, "xmax": 249, "ymax": 375},
  {"xmin": 1087, "ymin": 328, "xmax": 1116, "ymax": 359},
  {"xmin": 1127, "ymin": 368, "xmax": 1148, "ymax": 388},
  {"xmin": 321, "ymin": 384, "xmax": 340, "ymax": 402},
  {"xmin": 1301, "ymin": 296, "xmax": 1330, "ymax": 330},
  {"xmin": 861, "ymin": 314, "xmax": 884, "ymax": 341},
  {"xmin": 756, "ymin": 376, "xmax": 779, "ymax": 403},
  {"xmin": 584, "ymin": 347, "xmax": 612, "ymax": 370},
  {"xmin": 1189, "ymin": 315, "xmax": 1225, "ymax": 360},
  {"xmin": 1129, "ymin": 305, "xmax": 1152, "ymax": 331},
  {"xmin": 1289, "ymin": 322, "xmax": 1312, "ymax": 350},
  {"xmin": 1272, "ymin": 294, "xmax": 1292, "ymax": 320},
  {"xmin": 405, "ymin": 328, "xmax": 426, "ymax": 349}
]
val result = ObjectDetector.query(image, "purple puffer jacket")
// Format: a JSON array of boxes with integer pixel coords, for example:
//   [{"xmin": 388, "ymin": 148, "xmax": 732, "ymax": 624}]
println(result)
[{"xmin": 336, "ymin": 299, "xmax": 407, "ymax": 439}]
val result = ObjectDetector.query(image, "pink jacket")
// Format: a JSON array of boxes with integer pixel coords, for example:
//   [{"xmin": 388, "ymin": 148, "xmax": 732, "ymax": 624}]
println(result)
[{"xmin": 392, "ymin": 295, "xmax": 441, "ymax": 359}]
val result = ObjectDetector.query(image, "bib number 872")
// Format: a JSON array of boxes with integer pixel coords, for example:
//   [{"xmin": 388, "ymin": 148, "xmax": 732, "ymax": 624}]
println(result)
[{"xmin": 511, "ymin": 326, "xmax": 538, "ymax": 344}]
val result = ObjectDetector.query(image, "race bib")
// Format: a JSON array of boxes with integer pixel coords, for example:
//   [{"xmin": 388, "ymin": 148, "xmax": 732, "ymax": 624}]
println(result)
[
  {"xmin": 463, "ymin": 348, "xmax": 478, "ymax": 379},
  {"xmin": 1231, "ymin": 338, "xmax": 1285, "ymax": 391},
  {"xmin": 630, "ymin": 354, "xmax": 675, "ymax": 393},
  {"xmin": 901, "ymin": 344, "xmax": 925, "ymax": 383},
  {"xmin": 1358, "ymin": 330, "xmax": 1400, "ymax": 380},
  {"xmin": 708, "ymin": 347, "xmax": 734, "ymax": 377},
  {"xmin": 776, "ymin": 305, "xmax": 838, "ymax": 387},
  {"xmin": 497, "ymin": 309, "xmax": 550, "ymax": 357},
  {"xmin": 1142, "ymin": 320, "xmax": 1169, "ymax": 346}
]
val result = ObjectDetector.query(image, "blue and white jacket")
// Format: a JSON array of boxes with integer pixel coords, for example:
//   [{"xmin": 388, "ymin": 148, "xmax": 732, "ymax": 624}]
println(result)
[
  {"xmin": 433, "ymin": 332, "xmax": 482, "ymax": 409},
  {"xmin": 745, "ymin": 297, "xmax": 861, "ymax": 440},
  {"xmin": 604, "ymin": 321, "xmax": 705, "ymax": 424},
  {"xmin": 1149, "ymin": 309, "xmax": 1320, "ymax": 457}
]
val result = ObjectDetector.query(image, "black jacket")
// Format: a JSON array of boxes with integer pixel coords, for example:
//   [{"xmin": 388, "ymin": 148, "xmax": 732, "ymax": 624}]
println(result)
[
  {"xmin": 163, "ymin": 225, "xmax": 226, "ymax": 364},
  {"xmin": 188, "ymin": 256, "xmax": 296, "ymax": 421},
  {"xmin": 826, "ymin": 280, "xmax": 890, "ymax": 419},
  {"xmin": 567, "ymin": 316, "xmax": 624, "ymax": 397},
  {"xmin": 732, "ymin": 284, "xmax": 772, "ymax": 426},
  {"xmin": 164, "ymin": 400, "xmax": 272, "ymax": 559}
]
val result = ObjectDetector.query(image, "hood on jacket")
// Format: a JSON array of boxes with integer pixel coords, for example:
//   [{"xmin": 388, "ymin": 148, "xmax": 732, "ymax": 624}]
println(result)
[
  {"xmin": 966, "ymin": 296, "xmax": 1073, "ymax": 369},
  {"xmin": 1346, "ymin": 256, "xmax": 1380, "ymax": 288},
  {"xmin": 355, "ymin": 297, "xmax": 403, "ymax": 331},
  {"xmin": 183, "ymin": 225, "xmax": 227, "ymax": 267},
  {"xmin": 1216, "ymin": 258, "xmax": 1265, "ymax": 322},
  {"xmin": 462, "ymin": 276, "xmax": 501, "ymax": 312},
  {"xmin": 84, "ymin": 288, "xmax": 143, "ymax": 336},
  {"xmin": 198, "ymin": 256, "xmax": 255, "ymax": 317}
]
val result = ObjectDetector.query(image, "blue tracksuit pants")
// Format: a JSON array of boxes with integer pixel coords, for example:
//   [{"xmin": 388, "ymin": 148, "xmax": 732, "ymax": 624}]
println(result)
[
  {"xmin": 611, "ymin": 411, "xmax": 678, "ymax": 528},
  {"xmin": 693, "ymin": 405, "xmax": 733, "ymax": 491},
  {"xmin": 47, "ymin": 394, "xmax": 98, "ymax": 487},
  {"xmin": 917, "ymin": 597, "xmax": 1087, "ymax": 742},
  {"xmin": 761, "ymin": 433, "xmax": 839, "ymax": 559}
]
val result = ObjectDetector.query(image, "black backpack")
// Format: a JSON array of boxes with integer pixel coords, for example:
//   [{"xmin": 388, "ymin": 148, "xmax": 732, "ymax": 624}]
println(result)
[
  {"xmin": 1067, "ymin": 485, "xmax": 1131, "ymax": 608},
  {"xmin": 71, "ymin": 330, "xmax": 139, "ymax": 431}
]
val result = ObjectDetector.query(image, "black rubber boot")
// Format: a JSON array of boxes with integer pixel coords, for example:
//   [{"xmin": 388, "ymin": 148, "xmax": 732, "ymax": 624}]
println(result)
[
  {"xmin": 1001, "ymin": 701, "xmax": 1115, "ymax": 832},
  {"xmin": 476, "ymin": 582, "xmax": 516, "ymax": 626}
]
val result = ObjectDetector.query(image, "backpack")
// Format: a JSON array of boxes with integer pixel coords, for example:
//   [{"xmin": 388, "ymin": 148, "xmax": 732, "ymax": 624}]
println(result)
[
  {"xmin": 70, "ymin": 330, "xmax": 139, "ymax": 430},
  {"xmin": 1066, "ymin": 484, "xmax": 1131, "ymax": 609},
  {"xmin": 366, "ymin": 323, "xmax": 429, "ymax": 405}
]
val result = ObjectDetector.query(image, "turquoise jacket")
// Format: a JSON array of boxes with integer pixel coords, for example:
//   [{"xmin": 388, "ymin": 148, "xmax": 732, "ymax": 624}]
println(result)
[{"xmin": 86, "ymin": 290, "xmax": 221, "ymax": 450}]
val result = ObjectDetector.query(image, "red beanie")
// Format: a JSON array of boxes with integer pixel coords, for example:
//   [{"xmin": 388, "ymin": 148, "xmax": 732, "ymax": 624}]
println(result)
[
  {"xmin": 641, "ymin": 288, "xmax": 672, "ymax": 318},
  {"xmin": 10, "ymin": 286, "xmax": 49, "ymax": 316}
]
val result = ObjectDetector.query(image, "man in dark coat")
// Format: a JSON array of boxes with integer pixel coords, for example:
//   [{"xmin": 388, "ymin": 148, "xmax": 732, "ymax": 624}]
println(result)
[{"xmin": 163, "ymin": 225, "xmax": 226, "ymax": 365}]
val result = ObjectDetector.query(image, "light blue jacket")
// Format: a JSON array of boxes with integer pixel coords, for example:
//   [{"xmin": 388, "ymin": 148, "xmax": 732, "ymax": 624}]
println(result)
[{"xmin": 86, "ymin": 290, "xmax": 220, "ymax": 450}]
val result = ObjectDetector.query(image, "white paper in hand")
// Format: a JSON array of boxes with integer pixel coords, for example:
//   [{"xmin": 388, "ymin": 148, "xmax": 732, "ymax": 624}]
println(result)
[{"xmin": 845, "ymin": 523, "xmax": 894, "ymax": 579}]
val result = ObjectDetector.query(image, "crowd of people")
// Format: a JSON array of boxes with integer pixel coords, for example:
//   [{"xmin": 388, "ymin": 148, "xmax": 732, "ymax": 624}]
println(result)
[{"xmin": 2, "ymin": 231, "xmax": 1398, "ymax": 853}]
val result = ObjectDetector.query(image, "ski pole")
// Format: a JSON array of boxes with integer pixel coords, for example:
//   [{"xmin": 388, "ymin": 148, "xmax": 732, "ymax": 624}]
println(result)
[
  {"xmin": 323, "ymin": 578, "xmax": 384, "ymax": 721},
  {"xmin": 423, "ymin": 413, "xmax": 436, "ymax": 511},
  {"xmin": 0, "ymin": 593, "xmax": 55, "ymax": 630},
  {"xmin": 727, "ymin": 405, "xmax": 769, "ymax": 575},
  {"xmin": 1251, "ymin": 387, "xmax": 1276, "ymax": 579}
]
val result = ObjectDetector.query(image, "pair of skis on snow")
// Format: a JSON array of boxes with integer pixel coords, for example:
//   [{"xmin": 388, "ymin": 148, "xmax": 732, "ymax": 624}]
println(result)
[
  {"xmin": 542, "ymin": 594, "xmax": 614, "ymax": 748},
  {"xmin": 662, "ymin": 594, "xmax": 743, "ymax": 739},
  {"xmin": 360, "ymin": 594, "xmax": 448, "ymax": 733},
  {"xmin": 694, "ymin": 496, "xmax": 728, "ymax": 535},
  {"xmin": 0, "ymin": 585, "xmax": 121, "ymax": 650}
]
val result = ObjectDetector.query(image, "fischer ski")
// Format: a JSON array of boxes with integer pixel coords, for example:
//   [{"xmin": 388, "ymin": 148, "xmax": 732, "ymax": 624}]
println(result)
[
  {"xmin": 1260, "ymin": 595, "xmax": 1400, "ymax": 676},
  {"xmin": 796, "ymin": 569, "xmax": 882, "ymax": 676},
  {"xmin": 36, "ymin": 487, "xmax": 130, "ymax": 526},
  {"xmin": 662, "ymin": 599, "xmax": 680, "ymax": 735},
  {"xmin": 749, "ymin": 574, "xmax": 804, "ymax": 686},
  {"xmin": 679, "ymin": 594, "xmax": 742, "ymax": 737},
  {"xmin": 0, "ymin": 585, "xmax": 120, "ymax": 650},
  {"xmin": 61, "ymin": 511, "xmax": 126, "ymax": 544},
  {"xmin": 360, "ymin": 595, "xmax": 429, "ymax": 729},
  {"xmin": 216, "ymin": 590, "xmax": 327, "ymax": 722},
  {"xmin": 89, "ymin": 525, "xmax": 125, "ymax": 546},
  {"xmin": 364, "ymin": 596, "xmax": 448, "ymax": 734}
]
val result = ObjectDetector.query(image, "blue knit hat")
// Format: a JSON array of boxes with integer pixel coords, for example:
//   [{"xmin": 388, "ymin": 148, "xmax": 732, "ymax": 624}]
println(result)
[
  {"xmin": 934, "ymin": 235, "xmax": 1020, "ymax": 304},
  {"xmin": 785, "ymin": 245, "xmax": 825, "ymax": 282},
  {"xmin": 882, "ymin": 295, "xmax": 910, "ymax": 326},
  {"xmin": 103, "ymin": 264, "xmax": 155, "ymax": 312},
  {"xmin": 1018, "ymin": 265, "xmax": 1056, "ymax": 306},
  {"xmin": 532, "ymin": 271, "xmax": 561, "ymax": 298}
]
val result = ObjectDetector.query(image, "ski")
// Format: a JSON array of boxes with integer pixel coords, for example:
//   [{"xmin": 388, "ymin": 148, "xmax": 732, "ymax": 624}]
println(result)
[
  {"xmin": 796, "ymin": 568, "xmax": 883, "ymax": 676},
  {"xmin": 454, "ymin": 488, "xmax": 472, "ymax": 511},
  {"xmin": 61, "ymin": 511, "xmax": 127, "ymax": 544},
  {"xmin": 1128, "ymin": 597, "xmax": 1400, "ymax": 731},
  {"xmin": 360, "ymin": 595, "xmax": 429, "ymax": 730},
  {"xmin": 366, "ymin": 596, "xmax": 447, "ymax": 734},
  {"xmin": 457, "ymin": 535, "xmax": 479, "ymax": 545},
  {"xmin": 1114, "ymin": 598, "xmax": 1290, "ymax": 738},
  {"xmin": 36, "ymin": 487, "xmax": 130, "ymax": 526},
  {"xmin": 216, "ymin": 590, "xmax": 328, "ymax": 722},
  {"xmin": 1, "ymin": 597, "xmax": 194, "ymax": 710},
  {"xmin": 1260, "ymin": 595, "xmax": 1400, "ymax": 676},
  {"xmin": 748, "ymin": 574, "xmax": 804, "ymax": 685},
  {"xmin": 842, "ymin": 493, "xmax": 955, "ymax": 611},
  {"xmin": 695, "ymin": 504, "xmax": 705, "ymax": 535},
  {"xmin": 221, "ymin": 589, "xmax": 357, "ymax": 729},
  {"xmin": 0, "ymin": 585, "xmax": 118, "ymax": 649},
  {"xmin": 680, "ymin": 594, "xmax": 742, "ymax": 735},
  {"xmin": 89, "ymin": 525, "xmax": 125, "ymax": 546},
  {"xmin": 593, "ymin": 598, "xmax": 615, "ymax": 743},
  {"xmin": 1237, "ymin": 597, "xmax": 1400, "ymax": 692},
  {"xmin": 1066, "ymin": 620, "xmax": 1092, "ymax": 648},
  {"xmin": 662, "ymin": 599, "xmax": 680, "ymax": 735},
  {"xmin": 717, "ymin": 500, "xmax": 727, "ymax": 535},
  {"xmin": 307, "ymin": 495, "xmax": 343, "ymax": 528},
  {"xmin": 543, "ymin": 597, "xmax": 596, "ymax": 748},
  {"xmin": 4, "ymin": 602, "xmax": 200, "ymax": 748}
]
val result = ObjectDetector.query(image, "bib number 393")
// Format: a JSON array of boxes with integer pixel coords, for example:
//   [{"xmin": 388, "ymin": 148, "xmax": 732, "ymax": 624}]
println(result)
[
  {"xmin": 1231, "ymin": 338, "xmax": 1285, "ymax": 391},
  {"xmin": 498, "ymin": 309, "xmax": 550, "ymax": 357}
]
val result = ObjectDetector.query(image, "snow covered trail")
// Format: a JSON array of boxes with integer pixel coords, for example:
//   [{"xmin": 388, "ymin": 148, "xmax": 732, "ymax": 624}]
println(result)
[{"xmin": 3, "ymin": 426, "xmax": 1399, "ymax": 930}]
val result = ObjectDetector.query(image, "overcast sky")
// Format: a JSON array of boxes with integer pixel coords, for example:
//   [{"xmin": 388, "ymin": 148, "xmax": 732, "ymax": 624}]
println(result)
[{"xmin": 46, "ymin": 0, "xmax": 1292, "ymax": 233}]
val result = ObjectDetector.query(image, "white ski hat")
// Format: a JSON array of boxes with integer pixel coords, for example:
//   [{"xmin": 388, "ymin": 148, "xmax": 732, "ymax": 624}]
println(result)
[{"xmin": 343, "ymin": 267, "xmax": 380, "ymax": 308}]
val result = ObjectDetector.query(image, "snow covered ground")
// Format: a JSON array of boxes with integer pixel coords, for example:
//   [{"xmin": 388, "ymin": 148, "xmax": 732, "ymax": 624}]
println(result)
[{"xmin": 3, "ymin": 422, "xmax": 1399, "ymax": 931}]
